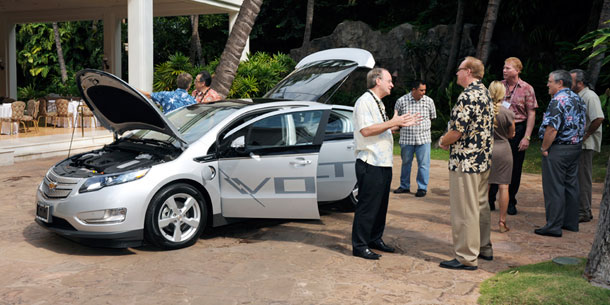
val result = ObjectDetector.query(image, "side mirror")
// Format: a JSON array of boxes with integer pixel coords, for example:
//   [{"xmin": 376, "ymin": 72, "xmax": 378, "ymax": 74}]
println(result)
[
  {"xmin": 230, "ymin": 135, "xmax": 246, "ymax": 154},
  {"xmin": 230, "ymin": 135, "xmax": 245, "ymax": 148}
]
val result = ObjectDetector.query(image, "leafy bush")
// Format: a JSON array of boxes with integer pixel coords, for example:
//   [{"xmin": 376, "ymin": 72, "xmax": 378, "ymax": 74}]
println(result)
[
  {"xmin": 152, "ymin": 51, "xmax": 295, "ymax": 99},
  {"xmin": 153, "ymin": 53, "xmax": 202, "ymax": 92},
  {"xmin": 227, "ymin": 52, "xmax": 295, "ymax": 98}
]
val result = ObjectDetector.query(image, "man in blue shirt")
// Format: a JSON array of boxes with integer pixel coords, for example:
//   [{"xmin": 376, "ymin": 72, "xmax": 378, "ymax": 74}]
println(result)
[
  {"xmin": 535, "ymin": 70, "xmax": 586, "ymax": 237},
  {"xmin": 140, "ymin": 72, "xmax": 196, "ymax": 113}
]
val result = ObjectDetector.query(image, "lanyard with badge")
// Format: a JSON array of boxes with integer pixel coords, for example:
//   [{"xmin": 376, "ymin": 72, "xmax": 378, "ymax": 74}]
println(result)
[{"xmin": 367, "ymin": 90, "xmax": 388, "ymax": 122}]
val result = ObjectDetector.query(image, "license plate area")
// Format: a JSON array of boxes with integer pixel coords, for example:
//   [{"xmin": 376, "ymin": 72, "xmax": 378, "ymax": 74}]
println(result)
[{"xmin": 36, "ymin": 202, "xmax": 51, "ymax": 223}]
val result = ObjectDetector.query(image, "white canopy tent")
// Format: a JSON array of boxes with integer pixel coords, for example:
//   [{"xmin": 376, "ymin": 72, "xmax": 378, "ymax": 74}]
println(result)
[{"xmin": 0, "ymin": 0, "xmax": 245, "ymax": 98}]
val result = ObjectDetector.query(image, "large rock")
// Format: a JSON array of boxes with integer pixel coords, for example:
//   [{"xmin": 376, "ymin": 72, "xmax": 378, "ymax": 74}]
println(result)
[{"xmin": 291, "ymin": 21, "xmax": 476, "ymax": 89}]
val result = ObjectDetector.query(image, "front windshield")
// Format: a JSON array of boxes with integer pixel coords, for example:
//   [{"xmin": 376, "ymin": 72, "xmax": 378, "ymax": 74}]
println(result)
[
  {"xmin": 264, "ymin": 60, "xmax": 358, "ymax": 102},
  {"xmin": 127, "ymin": 102, "xmax": 245, "ymax": 144}
]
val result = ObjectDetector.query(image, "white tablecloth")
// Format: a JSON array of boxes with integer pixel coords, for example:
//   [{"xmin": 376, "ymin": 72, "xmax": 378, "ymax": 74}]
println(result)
[
  {"xmin": 0, "ymin": 103, "xmax": 11, "ymax": 119},
  {"xmin": 1, "ymin": 103, "xmax": 16, "ymax": 135}
]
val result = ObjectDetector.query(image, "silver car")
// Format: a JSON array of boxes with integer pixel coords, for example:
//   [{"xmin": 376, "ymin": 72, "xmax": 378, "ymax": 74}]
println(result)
[{"xmin": 35, "ymin": 48, "xmax": 373, "ymax": 249}]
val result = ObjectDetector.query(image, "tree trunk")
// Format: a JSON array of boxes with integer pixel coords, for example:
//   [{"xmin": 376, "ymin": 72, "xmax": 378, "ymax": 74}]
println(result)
[
  {"xmin": 52, "ymin": 22, "xmax": 68, "ymax": 84},
  {"xmin": 211, "ymin": 0, "xmax": 263, "ymax": 98},
  {"xmin": 302, "ymin": 0, "xmax": 314, "ymax": 47},
  {"xmin": 585, "ymin": 155, "xmax": 610, "ymax": 289},
  {"xmin": 440, "ymin": 0, "xmax": 465, "ymax": 89},
  {"xmin": 475, "ymin": 0, "xmax": 501, "ymax": 66},
  {"xmin": 190, "ymin": 15, "xmax": 204, "ymax": 66},
  {"xmin": 586, "ymin": 0, "xmax": 610, "ymax": 90}
]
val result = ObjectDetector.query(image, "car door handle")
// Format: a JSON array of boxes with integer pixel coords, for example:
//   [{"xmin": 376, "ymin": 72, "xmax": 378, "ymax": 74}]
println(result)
[
  {"xmin": 290, "ymin": 158, "xmax": 312, "ymax": 166},
  {"xmin": 346, "ymin": 144, "xmax": 355, "ymax": 150}
]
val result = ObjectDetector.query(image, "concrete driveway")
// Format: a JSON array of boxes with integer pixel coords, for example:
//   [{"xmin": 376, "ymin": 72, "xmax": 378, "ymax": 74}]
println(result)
[{"xmin": 0, "ymin": 156, "xmax": 602, "ymax": 304}]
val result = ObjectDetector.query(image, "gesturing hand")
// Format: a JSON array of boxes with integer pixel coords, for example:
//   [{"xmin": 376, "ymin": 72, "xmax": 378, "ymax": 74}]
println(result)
[{"xmin": 392, "ymin": 110, "xmax": 421, "ymax": 127}]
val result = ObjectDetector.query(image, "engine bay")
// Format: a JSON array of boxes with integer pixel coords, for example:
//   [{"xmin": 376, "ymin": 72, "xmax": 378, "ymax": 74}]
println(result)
[{"xmin": 53, "ymin": 140, "xmax": 182, "ymax": 178}]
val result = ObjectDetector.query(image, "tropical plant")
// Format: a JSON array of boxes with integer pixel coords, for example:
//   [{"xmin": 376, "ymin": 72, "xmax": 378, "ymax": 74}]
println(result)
[
  {"xmin": 575, "ymin": 20, "xmax": 610, "ymax": 67},
  {"xmin": 211, "ymin": 0, "xmax": 264, "ymax": 98},
  {"xmin": 227, "ymin": 52, "xmax": 295, "ymax": 98},
  {"xmin": 17, "ymin": 84, "xmax": 40, "ymax": 101},
  {"xmin": 153, "ymin": 53, "xmax": 202, "ymax": 92}
]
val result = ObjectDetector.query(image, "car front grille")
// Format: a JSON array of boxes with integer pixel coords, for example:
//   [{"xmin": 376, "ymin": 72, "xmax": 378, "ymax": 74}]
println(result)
[{"xmin": 42, "ymin": 169, "xmax": 80, "ymax": 199}]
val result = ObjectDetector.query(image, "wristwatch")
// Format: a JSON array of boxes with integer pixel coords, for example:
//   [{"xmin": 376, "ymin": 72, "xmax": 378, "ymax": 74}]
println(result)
[
  {"xmin": 540, "ymin": 147, "xmax": 548, "ymax": 153},
  {"xmin": 526, "ymin": 136, "xmax": 531, "ymax": 141}
]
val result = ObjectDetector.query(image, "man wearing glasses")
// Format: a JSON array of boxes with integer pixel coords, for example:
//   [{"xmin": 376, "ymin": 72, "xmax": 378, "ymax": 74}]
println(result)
[{"xmin": 438, "ymin": 57, "xmax": 494, "ymax": 270}]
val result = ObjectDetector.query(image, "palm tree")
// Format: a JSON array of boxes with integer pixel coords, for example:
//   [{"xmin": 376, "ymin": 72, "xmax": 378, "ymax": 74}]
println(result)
[
  {"xmin": 585, "ymin": 157, "xmax": 610, "ymax": 288},
  {"xmin": 302, "ymin": 0, "xmax": 314, "ymax": 47},
  {"xmin": 475, "ymin": 0, "xmax": 501, "ymax": 66},
  {"xmin": 211, "ymin": 0, "xmax": 264, "ymax": 98},
  {"xmin": 586, "ymin": 0, "xmax": 609, "ymax": 89},
  {"xmin": 190, "ymin": 15, "xmax": 204, "ymax": 66},
  {"xmin": 441, "ymin": 0, "xmax": 464, "ymax": 89},
  {"xmin": 52, "ymin": 22, "xmax": 68, "ymax": 83}
]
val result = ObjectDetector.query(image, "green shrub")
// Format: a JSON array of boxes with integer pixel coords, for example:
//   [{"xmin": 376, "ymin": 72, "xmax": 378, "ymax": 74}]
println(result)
[
  {"xmin": 227, "ymin": 52, "xmax": 295, "ymax": 98},
  {"xmin": 153, "ymin": 52, "xmax": 202, "ymax": 92}
]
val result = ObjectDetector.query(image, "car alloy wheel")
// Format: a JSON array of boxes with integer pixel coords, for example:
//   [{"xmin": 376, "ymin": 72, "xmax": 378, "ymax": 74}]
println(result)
[{"xmin": 145, "ymin": 183, "xmax": 207, "ymax": 249}]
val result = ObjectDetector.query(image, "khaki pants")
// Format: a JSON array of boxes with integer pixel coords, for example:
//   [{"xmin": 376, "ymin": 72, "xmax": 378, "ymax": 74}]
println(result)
[{"xmin": 449, "ymin": 169, "xmax": 492, "ymax": 266}]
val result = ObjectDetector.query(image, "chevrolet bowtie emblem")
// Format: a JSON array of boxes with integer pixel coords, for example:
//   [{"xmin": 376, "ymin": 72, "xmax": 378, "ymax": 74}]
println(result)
[{"xmin": 48, "ymin": 182, "xmax": 57, "ymax": 190}]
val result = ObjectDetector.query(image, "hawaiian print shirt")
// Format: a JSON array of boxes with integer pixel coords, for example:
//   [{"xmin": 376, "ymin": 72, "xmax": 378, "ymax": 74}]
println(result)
[
  {"xmin": 394, "ymin": 92, "xmax": 437, "ymax": 145},
  {"xmin": 448, "ymin": 80, "xmax": 494, "ymax": 173},
  {"xmin": 502, "ymin": 78, "xmax": 537, "ymax": 123},
  {"xmin": 192, "ymin": 87, "xmax": 222, "ymax": 104},
  {"xmin": 538, "ymin": 88, "xmax": 586, "ymax": 144},
  {"xmin": 151, "ymin": 88, "xmax": 196, "ymax": 113}
]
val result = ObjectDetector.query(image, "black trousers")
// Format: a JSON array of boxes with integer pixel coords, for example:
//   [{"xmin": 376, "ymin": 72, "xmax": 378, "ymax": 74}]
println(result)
[
  {"xmin": 489, "ymin": 121, "xmax": 527, "ymax": 206},
  {"xmin": 541, "ymin": 144, "xmax": 581, "ymax": 233},
  {"xmin": 352, "ymin": 159, "xmax": 392, "ymax": 251}
]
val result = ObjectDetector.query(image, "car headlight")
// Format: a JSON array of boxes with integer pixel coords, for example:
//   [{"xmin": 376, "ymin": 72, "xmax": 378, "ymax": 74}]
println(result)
[{"xmin": 79, "ymin": 168, "xmax": 150, "ymax": 193}]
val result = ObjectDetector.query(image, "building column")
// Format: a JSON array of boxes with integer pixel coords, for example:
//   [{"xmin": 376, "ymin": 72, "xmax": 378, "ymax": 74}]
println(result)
[
  {"xmin": 103, "ymin": 11, "xmax": 122, "ymax": 78},
  {"xmin": 229, "ymin": 11, "xmax": 249, "ymax": 62},
  {"xmin": 127, "ymin": 0, "xmax": 153, "ymax": 91},
  {"xmin": 0, "ymin": 18, "xmax": 17, "ymax": 99}
]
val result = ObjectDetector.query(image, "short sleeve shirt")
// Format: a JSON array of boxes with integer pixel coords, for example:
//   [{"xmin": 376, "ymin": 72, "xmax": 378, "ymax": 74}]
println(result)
[
  {"xmin": 151, "ymin": 88, "xmax": 196, "ymax": 113},
  {"xmin": 538, "ymin": 88, "xmax": 586, "ymax": 144},
  {"xmin": 502, "ymin": 79, "xmax": 537, "ymax": 123},
  {"xmin": 353, "ymin": 91, "xmax": 394, "ymax": 167},
  {"xmin": 448, "ymin": 80, "xmax": 494, "ymax": 173},
  {"xmin": 579, "ymin": 87, "xmax": 604, "ymax": 152},
  {"xmin": 192, "ymin": 88, "xmax": 222, "ymax": 104},
  {"xmin": 394, "ymin": 93, "xmax": 437, "ymax": 145}
]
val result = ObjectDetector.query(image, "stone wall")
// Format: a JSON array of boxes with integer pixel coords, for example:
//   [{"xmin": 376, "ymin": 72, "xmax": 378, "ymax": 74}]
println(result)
[{"xmin": 291, "ymin": 21, "xmax": 476, "ymax": 89}]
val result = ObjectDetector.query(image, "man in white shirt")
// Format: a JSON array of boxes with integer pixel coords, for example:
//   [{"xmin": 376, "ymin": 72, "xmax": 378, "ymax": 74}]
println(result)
[
  {"xmin": 352, "ymin": 67, "xmax": 419, "ymax": 260},
  {"xmin": 570, "ymin": 69, "xmax": 604, "ymax": 223}
]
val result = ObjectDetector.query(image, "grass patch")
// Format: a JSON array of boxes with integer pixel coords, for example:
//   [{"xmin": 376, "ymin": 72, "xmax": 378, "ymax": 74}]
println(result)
[
  {"xmin": 478, "ymin": 259, "xmax": 610, "ymax": 305},
  {"xmin": 394, "ymin": 140, "xmax": 609, "ymax": 182}
]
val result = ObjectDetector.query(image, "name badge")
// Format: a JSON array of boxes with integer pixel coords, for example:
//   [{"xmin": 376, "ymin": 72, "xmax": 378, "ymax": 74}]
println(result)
[{"xmin": 502, "ymin": 101, "xmax": 511, "ymax": 109}]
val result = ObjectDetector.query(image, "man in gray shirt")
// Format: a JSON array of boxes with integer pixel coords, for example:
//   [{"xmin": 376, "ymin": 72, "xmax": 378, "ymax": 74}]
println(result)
[{"xmin": 570, "ymin": 69, "xmax": 604, "ymax": 223}]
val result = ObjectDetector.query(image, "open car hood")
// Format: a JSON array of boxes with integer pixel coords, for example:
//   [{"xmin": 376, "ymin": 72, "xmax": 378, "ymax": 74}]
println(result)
[
  {"xmin": 76, "ymin": 69, "xmax": 187, "ymax": 145},
  {"xmin": 264, "ymin": 48, "xmax": 375, "ymax": 103}
]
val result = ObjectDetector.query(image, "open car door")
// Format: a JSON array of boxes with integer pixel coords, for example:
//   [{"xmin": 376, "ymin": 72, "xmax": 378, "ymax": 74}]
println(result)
[{"xmin": 217, "ymin": 106, "xmax": 330, "ymax": 219}]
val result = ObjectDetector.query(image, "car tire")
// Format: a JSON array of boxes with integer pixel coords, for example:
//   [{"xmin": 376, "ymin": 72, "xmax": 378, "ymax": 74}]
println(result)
[{"xmin": 145, "ymin": 183, "xmax": 207, "ymax": 250}]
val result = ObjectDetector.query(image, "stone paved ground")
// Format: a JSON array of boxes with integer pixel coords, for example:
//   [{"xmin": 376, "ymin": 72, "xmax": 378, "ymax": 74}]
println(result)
[{"xmin": 0, "ymin": 156, "xmax": 603, "ymax": 304}]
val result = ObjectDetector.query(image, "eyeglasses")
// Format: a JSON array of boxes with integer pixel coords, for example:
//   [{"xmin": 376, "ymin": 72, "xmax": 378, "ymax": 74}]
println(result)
[{"xmin": 456, "ymin": 67, "xmax": 468, "ymax": 73}]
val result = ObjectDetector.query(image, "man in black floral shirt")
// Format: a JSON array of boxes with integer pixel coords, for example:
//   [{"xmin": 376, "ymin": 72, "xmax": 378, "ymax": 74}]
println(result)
[{"xmin": 439, "ymin": 56, "xmax": 494, "ymax": 271}]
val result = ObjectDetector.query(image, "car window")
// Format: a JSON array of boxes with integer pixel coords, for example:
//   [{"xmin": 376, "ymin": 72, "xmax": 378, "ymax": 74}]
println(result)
[
  {"xmin": 264, "ymin": 60, "xmax": 358, "ymax": 102},
  {"xmin": 325, "ymin": 109, "xmax": 354, "ymax": 140},
  {"xmin": 219, "ymin": 110, "xmax": 324, "ymax": 157},
  {"xmin": 247, "ymin": 110, "xmax": 322, "ymax": 149}
]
